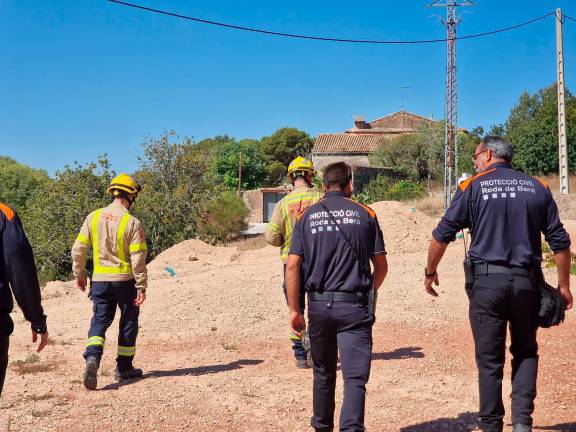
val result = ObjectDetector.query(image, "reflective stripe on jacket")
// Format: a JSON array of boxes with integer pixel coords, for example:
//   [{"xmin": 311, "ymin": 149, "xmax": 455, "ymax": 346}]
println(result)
[
  {"xmin": 71, "ymin": 202, "xmax": 148, "ymax": 290},
  {"xmin": 264, "ymin": 185, "xmax": 321, "ymax": 262}
]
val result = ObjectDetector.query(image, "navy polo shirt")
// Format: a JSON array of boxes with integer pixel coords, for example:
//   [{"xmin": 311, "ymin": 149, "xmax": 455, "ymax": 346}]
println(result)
[
  {"xmin": 433, "ymin": 162, "xmax": 571, "ymax": 268},
  {"xmin": 289, "ymin": 191, "xmax": 386, "ymax": 293}
]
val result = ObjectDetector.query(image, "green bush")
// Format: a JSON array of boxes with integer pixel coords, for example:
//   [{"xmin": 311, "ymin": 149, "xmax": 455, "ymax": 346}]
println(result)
[
  {"xmin": 353, "ymin": 176, "xmax": 425, "ymax": 204},
  {"xmin": 356, "ymin": 175, "xmax": 392, "ymax": 204},
  {"xmin": 0, "ymin": 157, "xmax": 49, "ymax": 213},
  {"xmin": 386, "ymin": 180, "xmax": 426, "ymax": 201},
  {"xmin": 197, "ymin": 191, "xmax": 249, "ymax": 244},
  {"xmin": 133, "ymin": 132, "xmax": 217, "ymax": 258},
  {"xmin": 23, "ymin": 158, "xmax": 113, "ymax": 281}
]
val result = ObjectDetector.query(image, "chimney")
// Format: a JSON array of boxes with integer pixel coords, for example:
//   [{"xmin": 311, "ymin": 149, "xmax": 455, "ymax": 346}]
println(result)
[{"xmin": 353, "ymin": 114, "xmax": 367, "ymax": 129}]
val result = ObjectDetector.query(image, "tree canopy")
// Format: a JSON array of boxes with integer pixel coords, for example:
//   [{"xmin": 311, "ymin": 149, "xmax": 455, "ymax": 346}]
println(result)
[{"xmin": 502, "ymin": 84, "xmax": 576, "ymax": 175}]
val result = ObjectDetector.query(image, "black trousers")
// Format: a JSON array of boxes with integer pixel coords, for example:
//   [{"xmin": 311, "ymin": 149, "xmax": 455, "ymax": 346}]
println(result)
[
  {"xmin": 308, "ymin": 299, "xmax": 374, "ymax": 432},
  {"xmin": 0, "ymin": 313, "xmax": 14, "ymax": 397},
  {"xmin": 84, "ymin": 280, "xmax": 140, "ymax": 371},
  {"xmin": 469, "ymin": 273, "xmax": 540, "ymax": 431},
  {"xmin": 0, "ymin": 334, "xmax": 9, "ymax": 398}
]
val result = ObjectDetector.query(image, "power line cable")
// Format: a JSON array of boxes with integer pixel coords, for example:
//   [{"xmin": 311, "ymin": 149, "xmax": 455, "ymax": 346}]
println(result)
[
  {"xmin": 107, "ymin": 0, "xmax": 554, "ymax": 45},
  {"xmin": 564, "ymin": 14, "xmax": 576, "ymax": 23}
]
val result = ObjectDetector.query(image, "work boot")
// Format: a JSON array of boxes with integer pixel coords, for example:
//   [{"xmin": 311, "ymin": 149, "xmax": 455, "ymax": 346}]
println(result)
[
  {"xmin": 295, "ymin": 358, "xmax": 310, "ymax": 369},
  {"xmin": 83, "ymin": 356, "xmax": 100, "ymax": 390},
  {"xmin": 115, "ymin": 366, "xmax": 143, "ymax": 381},
  {"xmin": 512, "ymin": 425, "xmax": 531, "ymax": 432}
]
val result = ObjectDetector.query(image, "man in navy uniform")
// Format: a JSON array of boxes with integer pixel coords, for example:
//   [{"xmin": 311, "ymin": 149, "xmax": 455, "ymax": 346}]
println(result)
[
  {"xmin": 0, "ymin": 203, "xmax": 48, "ymax": 397},
  {"xmin": 424, "ymin": 136, "xmax": 573, "ymax": 432},
  {"xmin": 286, "ymin": 162, "xmax": 388, "ymax": 432}
]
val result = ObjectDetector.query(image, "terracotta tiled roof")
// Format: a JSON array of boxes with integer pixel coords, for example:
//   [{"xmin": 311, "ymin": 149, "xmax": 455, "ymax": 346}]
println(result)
[
  {"xmin": 347, "ymin": 111, "xmax": 435, "ymax": 133},
  {"xmin": 313, "ymin": 133, "xmax": 390, "ymax": 154}
]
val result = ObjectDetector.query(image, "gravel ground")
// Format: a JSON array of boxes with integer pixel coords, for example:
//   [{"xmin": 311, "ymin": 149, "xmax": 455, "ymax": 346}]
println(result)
[{"xmin": 1, "ymin": 202, "xmax": 575, "ymax": 432}]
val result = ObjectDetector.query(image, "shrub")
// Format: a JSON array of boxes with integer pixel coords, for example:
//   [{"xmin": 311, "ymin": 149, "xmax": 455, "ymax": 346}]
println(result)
[
  {"xmin": 353, "ymin": 176, "xmax": 425, "ymax": 204},
  {"xmin": 197, "ymin": 191, "xmax": 249, "ymax": 244},
  {"xmin": 386, "ymin": 180, "xmax": 426, "ymax": 201},
  {"xmin": 23, "ymin": 158, "xmax": 112, "ymax": 281},
  {"xmin": 360, "ymin": 175, "xmax": 392, "ymax": 203}
]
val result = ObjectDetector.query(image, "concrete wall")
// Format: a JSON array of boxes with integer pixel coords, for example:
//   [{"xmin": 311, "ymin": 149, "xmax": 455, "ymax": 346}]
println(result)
[{"xmin": 243, "ymin": 190, "xmax": 263, "ymax": 223}]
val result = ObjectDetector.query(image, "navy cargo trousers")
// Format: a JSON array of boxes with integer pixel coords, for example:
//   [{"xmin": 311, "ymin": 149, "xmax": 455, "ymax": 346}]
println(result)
[
  {"xmin": 468, "ymin": 272, "xmax": 540, "ymax": 432},
  {"xmin": 84, "ymin": 280, "xmax": 140, "ymax": 371},
  {"xmin": 308, "ymin": 297, "xmax": 374, "ymax": 432}
]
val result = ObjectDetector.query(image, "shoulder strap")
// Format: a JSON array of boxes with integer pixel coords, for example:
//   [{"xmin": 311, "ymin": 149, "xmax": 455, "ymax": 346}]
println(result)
[{"xmin": 467, "ymin": 181, "xmax": 475, "ymax": 237}]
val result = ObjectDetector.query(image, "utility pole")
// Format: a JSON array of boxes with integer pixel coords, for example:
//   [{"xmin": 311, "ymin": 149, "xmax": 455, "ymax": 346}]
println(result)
[
  {"xmin": 556, "ymin": 8, "xmax": 570, "ymax": 194},
  {"xmin": 401, "ymin": 86, "xmax": 412, "ymax": 111},
  {"xmin": 430, "ymin": 0, "xmax": 474, "ymax": 209},
  {"xmin": 237, "ymin": 151, "xmax": 243, "ymax": 196}
]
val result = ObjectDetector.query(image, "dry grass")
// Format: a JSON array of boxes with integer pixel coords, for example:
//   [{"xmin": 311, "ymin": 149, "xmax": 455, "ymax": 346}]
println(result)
[
  {"xmin": 10, "ymin": 353, "xmax": 59, "ymax": 375},
  {"xmin": 220, "ymin": 340, "xmax": 238, "ymax": 351},
  {"xmin": 26, "ymin": 393, "xmax": 54, "ymax": 402},
  {"xmin": 43, "ymin": 291, "xmax": 63, "ymax": 300},
  {"xmin": 408, "ymin": 192, "xmax": 445, "ymax": 217},
  {"xmin": 233, "ymin": 235, "xmax": 268, "ymax": 252},
  {"xmin": 47, "ymin": 337, "xmax": 73, "ymax": 346}
]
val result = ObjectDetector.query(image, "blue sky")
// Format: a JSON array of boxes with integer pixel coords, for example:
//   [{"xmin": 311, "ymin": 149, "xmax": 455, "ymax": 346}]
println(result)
[{"xmin": 2, "ymin": 0, "xmax": 576, "ymax": 174}]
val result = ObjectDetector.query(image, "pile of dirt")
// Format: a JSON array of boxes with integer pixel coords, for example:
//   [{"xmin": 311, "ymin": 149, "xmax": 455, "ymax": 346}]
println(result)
[
  {"xmin": 370, "ymin": 201, "xmax": 438, "ymax": 254},
  {"xmin": 147, "ymin": 239, "xmax": 239, "ymax": 279},
  {"xmin": 41, "ymin": 280, "xmax": 76, "ymax": 299}
]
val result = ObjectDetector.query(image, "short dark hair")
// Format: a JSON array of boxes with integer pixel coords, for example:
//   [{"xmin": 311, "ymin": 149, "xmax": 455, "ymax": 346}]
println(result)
[
  {"xmin": 323, "ymin": 162, "xmax": 352, "ymax": 189},
  {"xmin": 110, "ymin": 189, "xmax": 133, "ymax": 202},
  {"xmin": 482, "ymin": 135, "xmax": 514, "ymax": 162}
]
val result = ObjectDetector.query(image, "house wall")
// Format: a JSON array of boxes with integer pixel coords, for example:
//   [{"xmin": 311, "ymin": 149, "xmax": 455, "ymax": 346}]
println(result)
[{"xmin": 312, "ymin": 154, "xmax": 371, "ymax": 171}]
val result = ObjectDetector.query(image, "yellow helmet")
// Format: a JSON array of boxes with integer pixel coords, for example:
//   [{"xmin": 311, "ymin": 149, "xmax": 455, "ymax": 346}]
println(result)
[
  {"xmin": 287, "ymin": 156, "xmax": 315, "ymax": 179},
  {"xmin": 107, "ymin": 173, "xmax": 142, "ymax": 197}
]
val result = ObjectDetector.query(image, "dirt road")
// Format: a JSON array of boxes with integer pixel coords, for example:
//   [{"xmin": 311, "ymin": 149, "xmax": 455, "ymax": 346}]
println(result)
[{"xmin": 1, "ymin": 202, "xmax": 575, "ymax": 431}]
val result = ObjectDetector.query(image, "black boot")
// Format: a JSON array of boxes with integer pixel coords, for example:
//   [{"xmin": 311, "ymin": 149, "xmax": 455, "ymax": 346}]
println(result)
[
  {"xmin": 115, "ymin": 366, "xmax": 143, "ymax": 381},
  {"xmin": 83, "ymin": 356, "xmax": 100, "ymax": 390}
]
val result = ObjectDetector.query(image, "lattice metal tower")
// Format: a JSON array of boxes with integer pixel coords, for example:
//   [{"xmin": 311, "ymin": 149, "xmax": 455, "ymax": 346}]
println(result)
[{"xmin": 430, "ymin": 0, "xmax": 474, "ymax": 209}]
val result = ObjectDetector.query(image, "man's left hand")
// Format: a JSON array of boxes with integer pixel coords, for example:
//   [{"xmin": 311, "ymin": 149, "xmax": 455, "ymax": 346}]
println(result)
[
  {"xmin": 424, "ymin": 273, "xmax": 440, "ymax": 297},
  {"xmin": 289, "ymin": 311, "xmax": 305, "ymax": 336}
]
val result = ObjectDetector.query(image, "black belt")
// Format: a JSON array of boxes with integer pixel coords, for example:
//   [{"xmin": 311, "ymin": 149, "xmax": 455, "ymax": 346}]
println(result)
[
  {"xmin": 472, "ymin": 262, "xmax": 535, "ymax": 278},
  {"xmin": 308, "ymin": 291, "xmax": 368, "ymax": 306}
]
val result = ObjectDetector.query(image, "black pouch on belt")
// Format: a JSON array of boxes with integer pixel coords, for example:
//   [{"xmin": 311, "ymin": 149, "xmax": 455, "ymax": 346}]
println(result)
[{"xmin": 463, "ymin": 255, "xmax": 474, "ymax": 297}]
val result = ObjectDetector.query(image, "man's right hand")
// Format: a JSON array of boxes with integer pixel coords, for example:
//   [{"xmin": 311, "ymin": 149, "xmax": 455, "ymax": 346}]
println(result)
[
  {"xmin": 559, "ymin": 285, "xmax": 573, "ymax": 310},
  {"xmin": 424, "ymin": 273, "xmax": 440, "ymax": 297},
  {"xmin": 289, "ymin": 311, "xmax": 306, "ymax": 337},
  {"xmin": 76, "ymin": 275, "xmax": 87, "ymax": 292},
  {"xmin": 33, "ymin": 331, "xmax": 49, "ymax": 352}
]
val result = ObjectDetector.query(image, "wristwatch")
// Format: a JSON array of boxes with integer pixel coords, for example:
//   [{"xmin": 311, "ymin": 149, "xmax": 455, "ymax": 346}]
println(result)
[{"xmin": 424, "ymin": 268, "xmax": 437, "ymax": 277}]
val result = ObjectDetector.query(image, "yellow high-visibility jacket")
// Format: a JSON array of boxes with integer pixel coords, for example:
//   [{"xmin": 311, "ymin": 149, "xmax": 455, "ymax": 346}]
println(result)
[
  {"xmin": 265, "ymin": 185, "xmax": 321, "ymax": 263},
  {"xmin": 71, "ymin": 202, "xmax": 148, "ymax": 291}
]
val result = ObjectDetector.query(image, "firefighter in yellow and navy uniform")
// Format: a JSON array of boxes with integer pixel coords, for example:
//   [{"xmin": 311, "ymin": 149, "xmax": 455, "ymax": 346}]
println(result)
[
  {"xmin": 71, "ymin": 173, "xmax": 148, "ymax": 389},
  {"xmin": 265, "ymin": 157, "xmax": 321, "ymax": 368}
]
